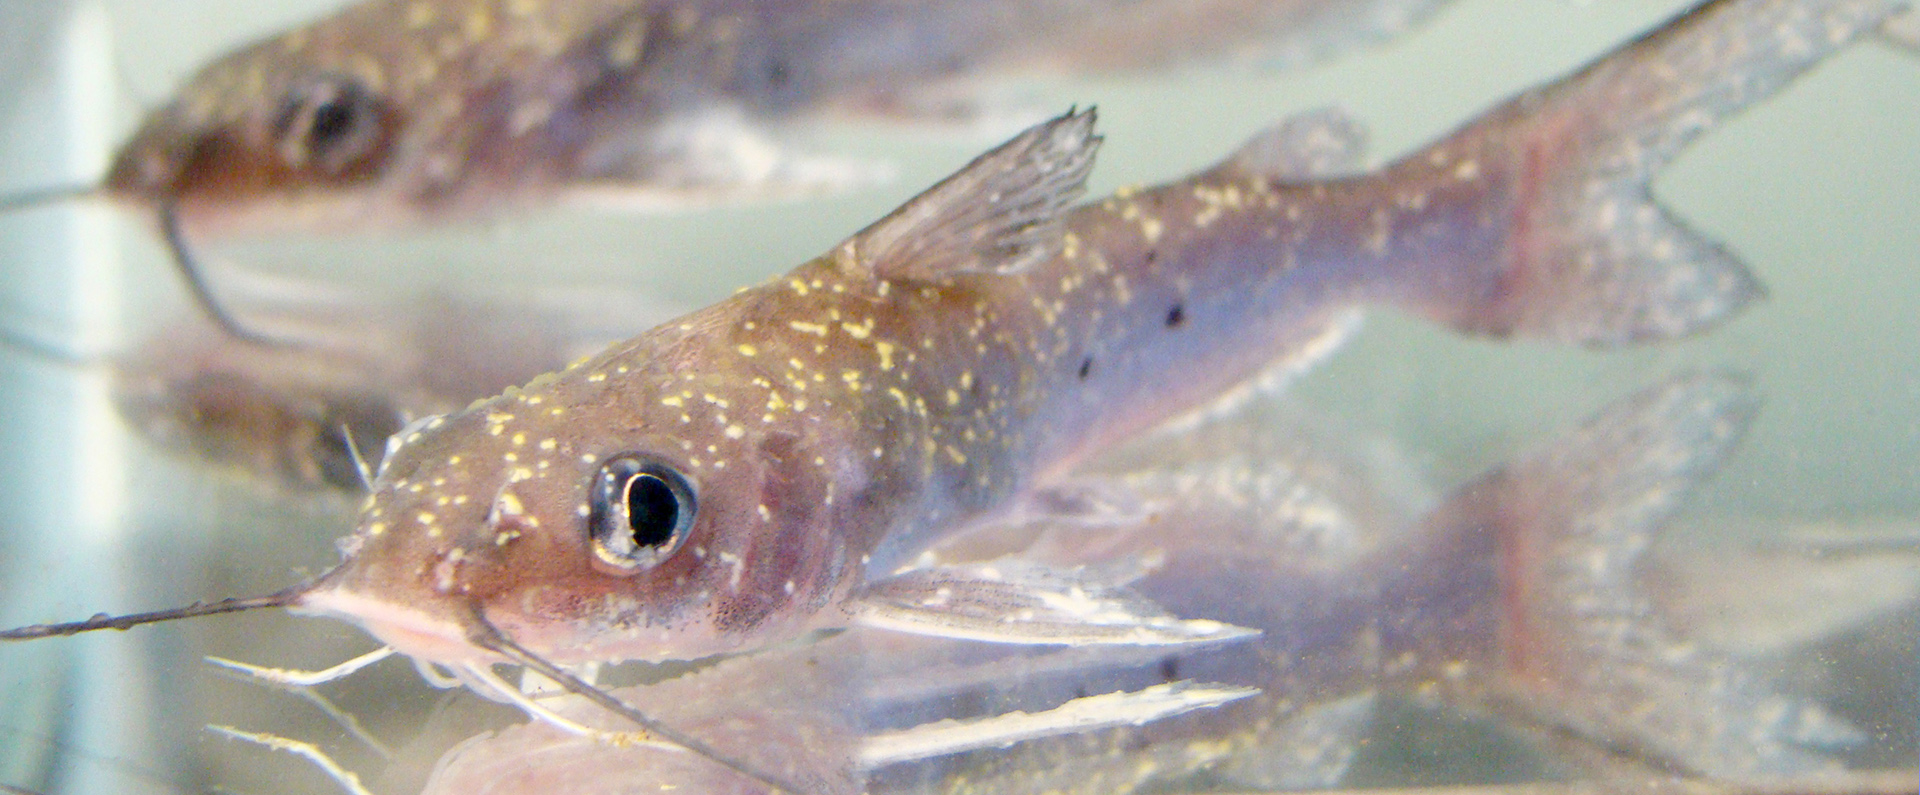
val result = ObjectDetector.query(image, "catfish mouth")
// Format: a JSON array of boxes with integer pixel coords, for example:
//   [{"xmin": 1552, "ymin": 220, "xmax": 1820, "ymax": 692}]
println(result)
[{"xmin": 296, "ymin": 586, "xmax": 497, "ymax": 664}]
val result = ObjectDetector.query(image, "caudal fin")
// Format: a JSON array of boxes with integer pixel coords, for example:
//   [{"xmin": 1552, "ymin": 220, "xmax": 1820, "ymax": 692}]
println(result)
[
  {"xmin": 1441, "ymin": 374, "xmax": 1859, "ymax": 778},
  {"xmin": 1401, "ymin": 0, "xmax": 1906, "ymax": 345}
]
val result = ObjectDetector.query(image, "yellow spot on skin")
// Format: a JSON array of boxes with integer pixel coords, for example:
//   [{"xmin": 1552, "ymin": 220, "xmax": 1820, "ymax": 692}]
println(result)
[
  {"xmin": 788, "ymin": 277, "xmax": 810, "ymax": 295},
  {"xmin": 511, "ymin": 432, "xmax": 526, "ymax": 446},
  {"xmin": 1454, "ymin": 159, "xmax": 1480, "ymax": 180},
  {"xmin": 757, "ymin": 504, "xmax": 772, "ymax": 521},
  {"xmin": 841, "ymin": 319, "xmax": 874, "ymax": 339},
  {"xmin": 946, "ymin": 389, "xmax": 961, "ymax": 406},
  {"xmin": 1140, "ymin": 216, "xmax": 1164, "ymax": 243},
  {"xmin": 789, "ymin": 321, "xmax": 828, "ymax": 336},
  {"xmin": 367, "ymin": 522, "xmax": 387, "ymax": 536},
  {"xmin": 417, "ymin": 511, "xmax": 437, "ymax": 525},
  {"xmin": 661, "ymin": 395, "xmax": 684, "ymax": 407},
  {"xmin": 406, "ymin": 2, "xmax": 434, "ymax": 29},
  {"xmin": 737, "ymin": 344, "xmax": 758, "ymax": 357},
  {"xmin": 539, "ymin": 438, "xmax": 558, "ymax": 451},
  {"xmin": 725, "ymin": 425, "xmax": 746, "ymax": 439},
  {"xmin": 875, "ymin": 341, "xmax": 896, "ymax": 371},
  {"xmin": 463, "ymin": 6, "xmax": 493, "ymax": 40}
]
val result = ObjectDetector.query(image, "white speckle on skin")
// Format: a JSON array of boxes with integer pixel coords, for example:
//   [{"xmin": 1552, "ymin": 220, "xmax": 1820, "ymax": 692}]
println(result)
[{"xmin": 719, "ymin": 551, "xmax": 746, "ymax": 591}]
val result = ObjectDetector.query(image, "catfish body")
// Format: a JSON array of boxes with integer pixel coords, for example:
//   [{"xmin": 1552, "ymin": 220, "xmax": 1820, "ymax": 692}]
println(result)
[
  {"xmin": 297, "ymin": 0, "xmax": 1906, "ymax": 670},
  {"xmin": 108, "ymin": 0, "xmax": 1450, "ymax": 238},
  {"xmin": 411, "ymin": 375, "xmax": 1864, "ymax": 792}
]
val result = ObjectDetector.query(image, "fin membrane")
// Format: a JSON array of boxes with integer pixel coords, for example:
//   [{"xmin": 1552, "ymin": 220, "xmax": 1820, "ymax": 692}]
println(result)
[
  {"xmin": 846, "ymin": 108, "xmax": 1100, "ymax": 281},
  {"xmin": 1404, "ymin": 0, "xmax": 1906, "ymax": 345},
  {"xmin": 1444, "ymin": 372, "xmax": 1860, "ymax": 778},
  {"xmin": 855, "ymin": 560, "xmax": 1258, "ymax": 647}
]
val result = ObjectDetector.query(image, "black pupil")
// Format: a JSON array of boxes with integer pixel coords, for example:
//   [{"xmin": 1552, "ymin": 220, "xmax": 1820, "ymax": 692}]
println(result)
[
  {"xmin": 308, "ymin": 96, "xmax": 355, "ymax": 147},
  {"xmin": 624, "ymin": 473, "xmax": 680, "ymax": 548}
]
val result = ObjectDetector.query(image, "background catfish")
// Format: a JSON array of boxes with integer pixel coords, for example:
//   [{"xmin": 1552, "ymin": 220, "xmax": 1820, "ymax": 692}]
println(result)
[{"xmin": 98, "ymin": 0, "xmax": 1454, "ymax": 240}]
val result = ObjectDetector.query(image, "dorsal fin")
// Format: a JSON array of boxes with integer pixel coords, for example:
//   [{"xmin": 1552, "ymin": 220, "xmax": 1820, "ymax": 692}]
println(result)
[
  {"xmin": 840, "ymin": 108, "xmax": 1100, "ymax": 282},
  {"xmin": 1217, "ymin": 106, "xmax": 1368, "ymax": 181}
]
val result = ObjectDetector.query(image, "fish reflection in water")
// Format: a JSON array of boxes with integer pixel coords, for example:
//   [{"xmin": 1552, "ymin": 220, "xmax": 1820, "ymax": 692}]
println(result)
[
  {"xmin": 105, "ymin": 0, "xmax": 1453, "ymax": 241},
  {"xmin": 108, "ymin": 274, "xmax": 681, "ymax": 495},
  {"xmin": 408, "ymin": 375, "xmax": 1909, "ymax": 793}
]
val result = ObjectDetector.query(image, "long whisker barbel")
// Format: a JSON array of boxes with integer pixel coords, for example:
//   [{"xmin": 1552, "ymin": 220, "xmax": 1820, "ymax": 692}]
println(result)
[
  {"xmin": 0, "ymin": 586, "xmax": 304, "ymax": 639},
  {"xmin": 0, "ymin": 182, "xmax": 101, "ymax": 212},
  {"xmin": 461, "ymin": 607, "xmax": 807, "ymax": 795},
  {"xmin": 1, "ymin": 592, "xmax": 806, "ymax": 794},
  {"xmin": 157, "ymin": 201, "xmax": 295, "ymax": 350},
  {"xmin": 0, "ymin": 182, "xmax": 296, "ymax": 351}
]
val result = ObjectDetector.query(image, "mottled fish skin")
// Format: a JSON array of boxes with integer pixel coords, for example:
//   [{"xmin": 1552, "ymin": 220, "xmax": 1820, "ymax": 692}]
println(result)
[
  {"xmin": 295, "ymin": 0, "xmax": 1901, "ymax": 672},
  {"xmin": 104, "ymin": 0, "xmax": 1451, "ymax": 238}
]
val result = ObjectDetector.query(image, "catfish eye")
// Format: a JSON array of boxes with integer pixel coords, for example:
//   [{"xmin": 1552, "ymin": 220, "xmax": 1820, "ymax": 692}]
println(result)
[
  {"xmin": 589, "ymin": 455, "xmax": 696, "ymax": 573},
  {"xmin": 271, "ymin": 75, "xmax": 384, "ymax": 174}
]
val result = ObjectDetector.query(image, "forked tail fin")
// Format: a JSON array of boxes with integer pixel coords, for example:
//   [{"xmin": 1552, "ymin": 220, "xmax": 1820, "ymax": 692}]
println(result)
[
  {"xmin": 1396, "ymin": 0, "xmax": 1907, "ymax": 345},
  {"xmin": 1434, "ymin": 374, "xmax": 1859, "ymax": 778}
]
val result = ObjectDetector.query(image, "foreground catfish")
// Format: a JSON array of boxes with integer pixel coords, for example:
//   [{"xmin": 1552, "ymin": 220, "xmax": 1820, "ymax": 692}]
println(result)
[
  {"xmin": 412, "ymin": 375, "xmax": 1863, "ymax": 793},
  {"xmin": 4, "ymin": 0, "xmax": 1907, "ymax": 789}
]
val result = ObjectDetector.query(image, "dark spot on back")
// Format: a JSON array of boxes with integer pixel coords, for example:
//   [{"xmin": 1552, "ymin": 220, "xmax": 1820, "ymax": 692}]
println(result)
[
  {"xmin": 1144, "ymin": 249, "xmax": 1157, "ymax": 265},
  {"xmin": 765, "ymin": 57, "xmax": 790, "ymax": 88},
  {"xmin": 1077, "ymin": 356, "xmax": 1092, "ymax": 380},
  {"xmin": 1165, "ymin": 304, "xmax": 1185, "ymax": 328},
  {"xmin": 1160, "ymin": 656, "xmax": 1179, "ymax": 682}
]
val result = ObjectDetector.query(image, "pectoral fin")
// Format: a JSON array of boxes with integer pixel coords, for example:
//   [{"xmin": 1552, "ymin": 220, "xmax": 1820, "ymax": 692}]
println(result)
[
  {"xmin": 858, "ymin": 680, "xmax": 1258, "ymax": 769},
  {"xmin": 841, "ymin": 108, "xmax": 1100, "ymax": 281},
  {"xmin": 853, "ymin": 560, "xmax": 1258, "ymax": 646}
]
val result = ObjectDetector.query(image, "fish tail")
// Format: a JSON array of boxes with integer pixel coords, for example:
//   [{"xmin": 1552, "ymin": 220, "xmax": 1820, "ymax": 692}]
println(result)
[
  {"xmin": 1417, "ymin": 373, "xmax": 1859, "ymax": 778},
  {"xmin": 1399, "ymin": 0, "xmax": 1905, "ymax": 345}
]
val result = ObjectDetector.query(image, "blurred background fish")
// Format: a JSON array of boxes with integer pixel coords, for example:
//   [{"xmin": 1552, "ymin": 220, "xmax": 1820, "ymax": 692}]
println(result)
[{"xmin": 95, "ymin": 0, "xmax": 1453, "ymax": 241}]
